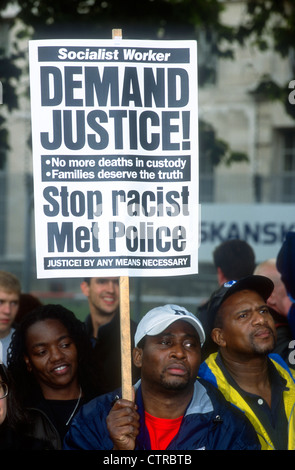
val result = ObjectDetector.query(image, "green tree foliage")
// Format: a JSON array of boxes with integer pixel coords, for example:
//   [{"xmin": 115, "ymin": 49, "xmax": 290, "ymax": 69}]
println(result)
[
  {"xmin": 235, "ymin": 0, "xmax": 295, "ymax": 120},
  {"xmin": 0, "ymin": 38, "xmax": 24, "ymax": 168}
]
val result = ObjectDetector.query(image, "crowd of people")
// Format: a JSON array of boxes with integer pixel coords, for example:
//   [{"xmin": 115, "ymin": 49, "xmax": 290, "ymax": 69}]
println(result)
[{"xmin": 0, "ymin": 232, "xmax": 294, "ymax": 450}]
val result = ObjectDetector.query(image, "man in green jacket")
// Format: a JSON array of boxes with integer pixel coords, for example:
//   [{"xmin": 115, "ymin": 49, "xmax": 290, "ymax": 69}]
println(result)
[{"xmin": 198, "ymin": 275, "xmax": 295, "ymax": 450}]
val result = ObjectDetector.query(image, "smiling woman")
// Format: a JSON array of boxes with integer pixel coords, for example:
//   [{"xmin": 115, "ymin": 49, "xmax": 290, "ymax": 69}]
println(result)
[
  {"xmin": 7, "ymin": 304, "xmax": 102, "ymax": 449},
  {"xmin": 24, "ymin": 318, "xmax": 80, "ymax": 399}
]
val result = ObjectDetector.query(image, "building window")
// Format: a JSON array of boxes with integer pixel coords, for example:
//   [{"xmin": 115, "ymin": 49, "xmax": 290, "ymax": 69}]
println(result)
[
  {"xmin": 199, "ymin": 121, "xmax": 215, "ymax": 202},
  {"xmin": 196, "ymin": 28, "xmax": 217, "ymax": 87},
  {"xmin": 273, "ymin": 128, "xmax": 295, "ymax": 202}
]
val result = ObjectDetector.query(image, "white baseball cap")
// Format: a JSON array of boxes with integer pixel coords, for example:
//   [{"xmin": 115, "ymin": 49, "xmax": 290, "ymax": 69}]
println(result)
[{"xmin": 134, "ymin": 304, "xmax": 205, "ymax": 347}]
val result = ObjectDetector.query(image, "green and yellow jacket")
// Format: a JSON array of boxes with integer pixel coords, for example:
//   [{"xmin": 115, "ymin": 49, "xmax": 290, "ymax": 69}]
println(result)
[{"xmin": 198, "ymin": 352, "xmax": 295, "ymax": 450}]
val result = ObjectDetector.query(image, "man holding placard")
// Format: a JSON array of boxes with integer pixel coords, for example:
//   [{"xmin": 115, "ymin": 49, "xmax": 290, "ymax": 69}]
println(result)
[
  {"xmin": 64, "ymin": 304, "xmax": 260, "ymax": 450},
  {"xmin": 29, "ymin": 35, "xmax": 202, "ymax": 402}
]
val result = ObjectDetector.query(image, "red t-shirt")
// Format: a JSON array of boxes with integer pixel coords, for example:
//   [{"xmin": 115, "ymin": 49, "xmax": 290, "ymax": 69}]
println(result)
[{"xmin": 144, "ymin": 411, "xmax": 183, "ymax": 450}]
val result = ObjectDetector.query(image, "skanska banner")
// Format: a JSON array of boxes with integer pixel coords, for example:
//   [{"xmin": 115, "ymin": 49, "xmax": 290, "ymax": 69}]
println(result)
[{"xmin": 29, "ymin": 39, "xmax": 199, "ymax": 278}]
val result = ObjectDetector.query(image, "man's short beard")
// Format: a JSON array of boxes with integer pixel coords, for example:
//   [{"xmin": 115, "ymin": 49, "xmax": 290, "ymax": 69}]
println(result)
[
  {"xmin": 249, "ymin": 329, "xmax": 276, "ymax": 355},
  {"xmin": 159, "ymin": 373, "xmax": 191, "ymax": 391}
]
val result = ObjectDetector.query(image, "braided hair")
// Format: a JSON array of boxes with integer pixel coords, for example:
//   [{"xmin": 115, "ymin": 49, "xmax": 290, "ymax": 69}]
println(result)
[{"xmin": 7, "ymin": 304, "xmax": 102, "ymax": 405}]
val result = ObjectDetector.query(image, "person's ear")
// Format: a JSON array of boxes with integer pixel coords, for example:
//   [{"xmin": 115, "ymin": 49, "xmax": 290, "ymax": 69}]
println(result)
[
  {"xmin": 211, "ymin": 328, "xmax": 226, "ymax": 347},
  {"xmin": 132, "ymin": 347, "xmax": 143, "ymax": 368},
  {"xmin": 24, "ymin": 355, "xmax": 32, "ymax": 372},
  {"xmin": 80, "ymin": 281, "xmax": 90, "ymax": 297},
  {"xmin": 216, "ymin": 267, "xmax": 227, "ymax": 286}
]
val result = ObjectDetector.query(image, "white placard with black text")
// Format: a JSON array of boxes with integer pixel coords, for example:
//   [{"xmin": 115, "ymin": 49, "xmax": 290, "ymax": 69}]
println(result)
[{"xmin": 29, "ymin": 38, "xmax": 199, "ymax": 278}]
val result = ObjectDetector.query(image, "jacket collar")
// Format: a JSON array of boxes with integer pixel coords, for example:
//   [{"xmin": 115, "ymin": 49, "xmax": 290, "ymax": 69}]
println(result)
[
  {"xmin": 134, "ymin": 379, "xmax": 214, "ymax": 417},
  {"xmin": 133, "ymin": 379, "xmax": 214, "ymax": 450}
]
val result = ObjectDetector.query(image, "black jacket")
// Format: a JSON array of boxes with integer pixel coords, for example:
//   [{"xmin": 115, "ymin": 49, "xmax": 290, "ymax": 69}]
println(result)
[
  {"xmin": 0, "ymin": 420, "xmax": 54, "ymax": 450},
  {"xmin": 85, "ymin": 313, "xmax": 140, "ymax": 393}
]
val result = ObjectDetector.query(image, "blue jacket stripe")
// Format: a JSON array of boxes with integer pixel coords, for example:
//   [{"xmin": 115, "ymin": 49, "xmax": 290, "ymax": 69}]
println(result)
[{"xmin": 198, "ymin": 362, "xmax": 218, "ymax": 387}]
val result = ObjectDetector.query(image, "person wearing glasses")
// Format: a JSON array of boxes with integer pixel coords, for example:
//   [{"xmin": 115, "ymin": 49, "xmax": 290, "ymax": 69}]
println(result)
[{"xmin": 0, "ymin": 363, "xmax": 52, "ymax": 449}]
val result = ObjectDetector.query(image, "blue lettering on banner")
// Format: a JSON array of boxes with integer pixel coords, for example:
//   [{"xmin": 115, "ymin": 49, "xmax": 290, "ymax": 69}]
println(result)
[{"xmin": 201, "ymin": 221, "xmax": 295, "ymax": 245}]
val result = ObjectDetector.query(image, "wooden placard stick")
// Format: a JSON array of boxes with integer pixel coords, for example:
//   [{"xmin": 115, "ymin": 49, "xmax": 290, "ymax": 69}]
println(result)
[
  {"xmin": 112, "ymin": 28, "xmax": 122, "ymax": 40},
  {"xmin": 119, "ymin": 275, "xmax": 133, "ymax": 400},
  {"xmin": 112, "ymin": 28, "xmax": 133, "ymax": 401}
]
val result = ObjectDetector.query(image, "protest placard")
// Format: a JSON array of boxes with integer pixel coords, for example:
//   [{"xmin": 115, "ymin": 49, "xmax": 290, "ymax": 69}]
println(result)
[{"xmin": 29, "ymin": 37, "xmax": 199, "ymax": 279}]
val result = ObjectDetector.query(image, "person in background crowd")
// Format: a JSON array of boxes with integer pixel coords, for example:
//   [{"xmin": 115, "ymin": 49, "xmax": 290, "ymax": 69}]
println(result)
[
  {"xmin": 80, "ymin": 277, "xmax": 139, "ymax": 393},
  {"xmin": 213, "ymin": 239, "xmax": 256, "ymax": 286},
  {"xmin": 7, "ymin": 304, "xmax": 102, "ymax": 449},
  {"xmin": 254, "ymin": 259, "xmax": 293, "ymax": 366},
  {"xmin": 197, "ymin": 239, "xmax": 256, "ymax": 360},
  {"xmin": 276, "ymin": 231, "xmax": 295, "ymax": 339},
  {"xmin": 14, "ymin": 293, "xmax": 42, "ymax": 324},
  {"xmin": 0, "ymin": 271, "xmax": 21, "ymax": 365},
  {"xmin": 64, "ymin": 304, "xmax": 260, "ymax": 450},
  {"xmin": 198, "ymin": 275, "xmax": 295, "ymax": 450},
  {"xmin": 0, "ymin": 362, "xmax": 52, "ymax": 449}
]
